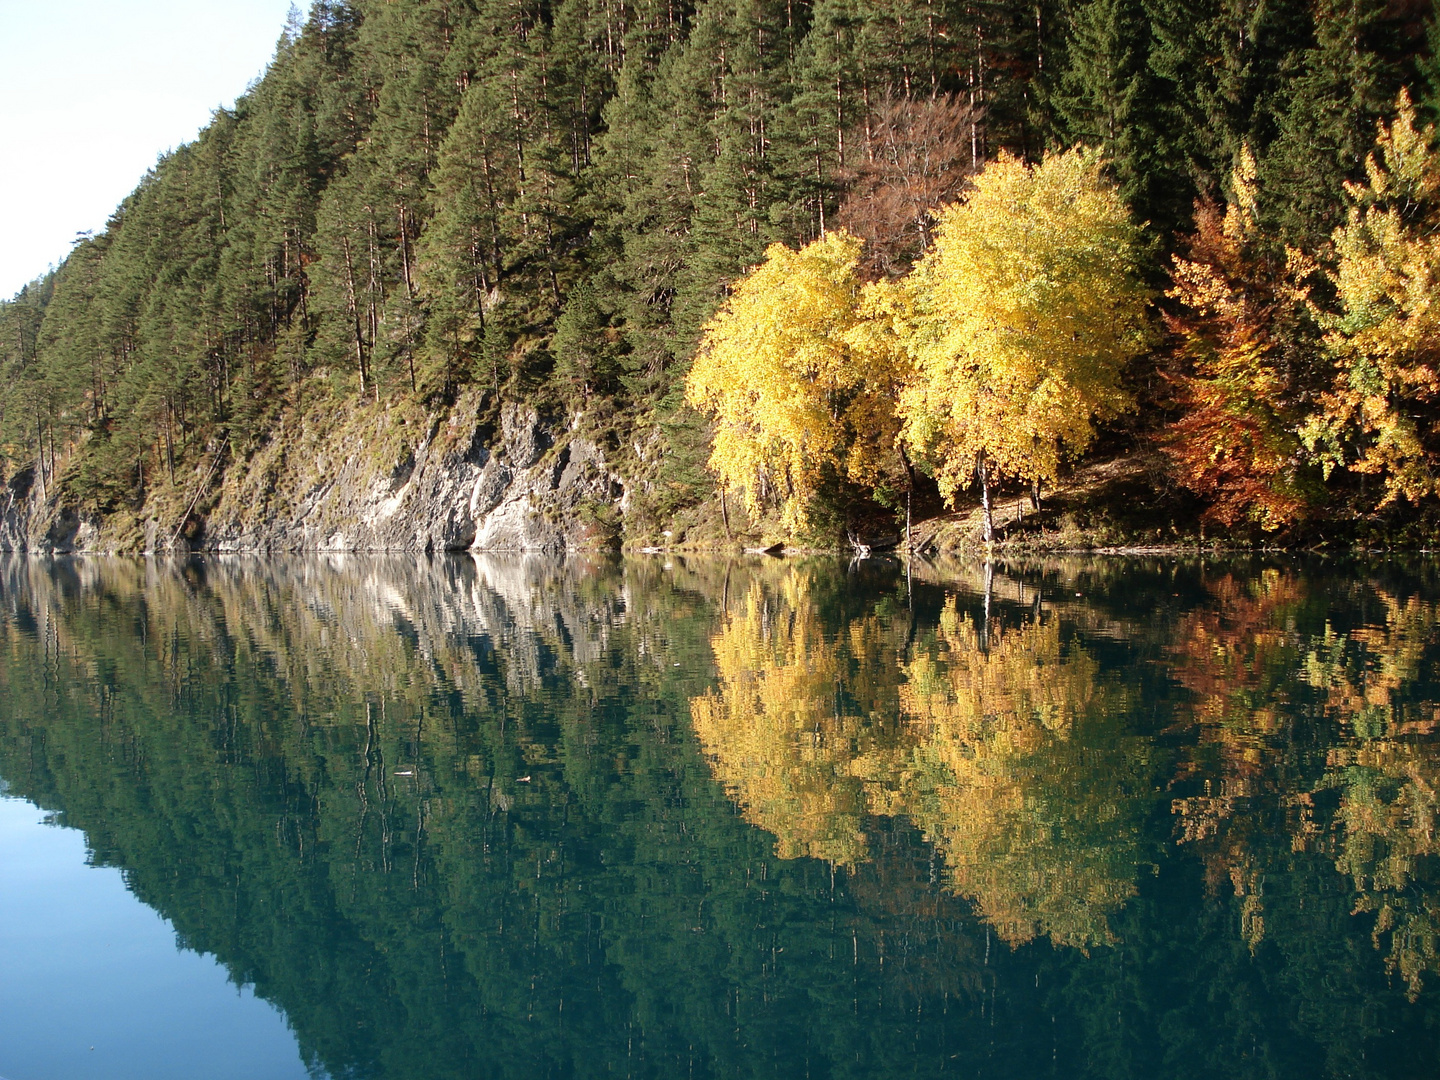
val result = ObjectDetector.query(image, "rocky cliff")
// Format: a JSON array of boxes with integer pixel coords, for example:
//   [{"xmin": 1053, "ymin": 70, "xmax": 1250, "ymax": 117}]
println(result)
[{"xmin": 0, "ymin": 392, "xmax": 630, "ymax": 555}]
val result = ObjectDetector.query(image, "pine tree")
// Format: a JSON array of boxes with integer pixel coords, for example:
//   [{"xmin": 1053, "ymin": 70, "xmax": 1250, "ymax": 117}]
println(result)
[
  {"xmin": 552, "ymin": 276, "xmax": 622, "ymax": 406},
  {"xmin": 1050, "ymin": 0, "xmax": 1180, "ymax": 231},
  {"xmin": 1262, "ymin": 0, "xmax": 1427, "ymax": 248}
]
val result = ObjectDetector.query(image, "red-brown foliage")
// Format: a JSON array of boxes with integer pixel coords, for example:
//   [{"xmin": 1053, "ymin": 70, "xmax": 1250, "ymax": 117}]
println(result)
[
  {"xmin": 834, "ymin": 95, "xmax": 978, "ymax": 279},
  {"xmin": 1163, "ymin": 198, "xmax": 1319, "ymax": 529}
]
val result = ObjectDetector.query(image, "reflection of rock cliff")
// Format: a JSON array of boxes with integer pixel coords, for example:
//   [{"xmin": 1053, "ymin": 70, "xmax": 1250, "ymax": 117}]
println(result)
[
  {"xmin": 0, "ymin": 552, "xmax": 645, "ymax": 708},
  {"xmin": 0, "ymin": 395, "xmax": 627, "ymax": 554},
  {"xmin": 0, "ymin": 555, "xmax": 1001, "ymax": 1080}
]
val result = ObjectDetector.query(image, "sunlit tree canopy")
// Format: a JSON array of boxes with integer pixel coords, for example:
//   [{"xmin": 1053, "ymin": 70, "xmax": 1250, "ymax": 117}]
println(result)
[{"xmin": 897, "ymin": 148, "xmax": 1151, "ymax": 512}]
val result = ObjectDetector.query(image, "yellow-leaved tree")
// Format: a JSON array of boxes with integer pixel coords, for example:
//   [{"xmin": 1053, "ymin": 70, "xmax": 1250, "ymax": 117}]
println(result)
[
  {"xmin": 897, "ymin": 148, "xmax": 1151, "ymax": 540},
  {"xmin": 684, "ymin": 232, "xmax": 909, "ymax": 534},
  {"xmin": 1303, "ymin": 90, "xmax": 1440, "ymax": 507}
]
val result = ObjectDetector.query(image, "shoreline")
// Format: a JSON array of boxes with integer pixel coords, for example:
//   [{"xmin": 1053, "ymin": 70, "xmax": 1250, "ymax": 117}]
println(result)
[{"xmin": 5, "ymin": 541, "xmax": 1440, "ymax": 558}]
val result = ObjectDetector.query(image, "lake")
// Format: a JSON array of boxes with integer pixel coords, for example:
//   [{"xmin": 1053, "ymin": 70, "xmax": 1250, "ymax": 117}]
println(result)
[{"xmin": 0, "ymin": 553, "xmax": 1437, "ymax": 1079}]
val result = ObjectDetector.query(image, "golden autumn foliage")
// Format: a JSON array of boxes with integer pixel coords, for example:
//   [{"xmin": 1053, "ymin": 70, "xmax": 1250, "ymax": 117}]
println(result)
[
  {"xmin": 693, "ymin": 561, "xmax": 1440, "ymax": 980},
  {"xmin": 1304, "ymin": 91, "xmax": 1440, "ymax": 506},
  {"xmin": 687, "ymin": 572, "xmax": 909, "ymax": 866},
  {"xmin": 686, "ymin": 150, "xmax": 1148, "ymax": 542},
  {"xmin": 684, "ymin": 97, "xmax": 1440, "ymax": 540},
  {"xmin": 897, "ymin": 148, "xmax": 1149, "ymax": 522},
  {"xmin": 684, "ymin": 233, "xmax": 909, "ymax": 531}
]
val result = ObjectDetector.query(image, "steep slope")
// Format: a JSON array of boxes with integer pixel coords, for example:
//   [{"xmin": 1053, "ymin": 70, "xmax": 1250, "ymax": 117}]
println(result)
[{"xmin": 0, "ymin": 0, "xmax": 1433, "ymax": 551}]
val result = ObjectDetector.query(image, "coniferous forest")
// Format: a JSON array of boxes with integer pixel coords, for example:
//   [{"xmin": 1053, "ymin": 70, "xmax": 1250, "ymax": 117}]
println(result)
[{"xmin": 4, "ymin": 0, "xmax": 1440, "ymax": 549}]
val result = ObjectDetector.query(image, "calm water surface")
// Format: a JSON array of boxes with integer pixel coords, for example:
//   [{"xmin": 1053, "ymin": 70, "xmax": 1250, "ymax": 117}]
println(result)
[
  {"xmin": 1, "ymin": 553, "xmax": 1438, "ymax": 1079},
  {"xmin": 0, "ymin": 795, "xmax": 309, "ymax": 1080}
]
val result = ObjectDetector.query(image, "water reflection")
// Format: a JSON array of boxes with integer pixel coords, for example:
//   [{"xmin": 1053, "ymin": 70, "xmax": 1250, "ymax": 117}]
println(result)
[
  {"xmin": 689, "ymin": 566, "xmax": 908, "ymax": 866},
  {"xmin": 901, "ymin": 601, "xmax": 1154, "ymax": 950},
  {"xmin": 1168, "ymin": 569, "xmax": 1440, "ymax": 997},
  {"xmin": 691, "ymin": 572, "xmax": 1153, "ymax": 949},
  {"xmin": 0, "ymin": 554, "xmax": 1438, "ymax": 1078}
]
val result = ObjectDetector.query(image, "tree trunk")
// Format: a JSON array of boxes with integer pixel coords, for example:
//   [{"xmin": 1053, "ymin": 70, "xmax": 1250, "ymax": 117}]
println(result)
[
  {"xmin": 34, "ymin": 420, "xmax": 46, "ymax": 504},
  {"xmin": 1031, "ymin": 476, "xmax": 1042, "ymax": 511},
  {"xmin": 899, "ymin": 443, "xmax": 915, "ymax": 555},
  {"xmin": 976, "ymin": 453, "xmax": 994, "ymax": 543},
  {"xmin": 165, "ymin": 404, "xmax": 176, "ymax": 486},
  {"xmin": 906, "ymin": 485, "xmax": 913, "ymax": 554},
  {"xmin": 341, "ymin": 237, "xmax": 367, "ymax": 395}
]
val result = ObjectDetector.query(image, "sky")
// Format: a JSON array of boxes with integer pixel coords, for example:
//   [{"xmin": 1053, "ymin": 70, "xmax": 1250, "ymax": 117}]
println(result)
[{"xmin": 0, "ymin": 0, "xmax": 300, "ymax": 298}]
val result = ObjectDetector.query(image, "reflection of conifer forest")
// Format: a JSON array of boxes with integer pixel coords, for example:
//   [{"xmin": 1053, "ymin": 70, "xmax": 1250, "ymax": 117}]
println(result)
[{"xmin": 2, "ymin": 555, "xmax": 1440, "ymax": 1077}]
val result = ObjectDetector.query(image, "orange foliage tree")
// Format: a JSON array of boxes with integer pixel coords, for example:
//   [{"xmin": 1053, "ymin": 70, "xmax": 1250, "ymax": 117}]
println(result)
[{"xmin": 1163, "ymin": 148, "xmax": 1321, "ymax": 530}]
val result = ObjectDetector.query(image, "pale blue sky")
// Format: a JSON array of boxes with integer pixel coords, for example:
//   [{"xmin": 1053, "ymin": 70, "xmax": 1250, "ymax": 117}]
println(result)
[{"xmin": 0, "ymin": 0, "xmax": 300, "ymax": 298}]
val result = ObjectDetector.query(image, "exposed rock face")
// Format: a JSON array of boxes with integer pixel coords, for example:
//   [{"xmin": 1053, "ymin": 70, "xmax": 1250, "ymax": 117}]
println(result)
[
  {"xmin": 0, "ymin": 468, "xmax": 104, "ymax": 554},
  {"xmin": 0, "ymin": 469, "xmax": 32, "ymax": 552},
  {"xmin": 0, "ymin": 398, "xmax": 629, "ymax": 555}
]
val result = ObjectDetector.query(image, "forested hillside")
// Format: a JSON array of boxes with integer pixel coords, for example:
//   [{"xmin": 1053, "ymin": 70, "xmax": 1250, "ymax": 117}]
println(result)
[{"xmin": 2, "ymin": 0, "xmax": 1438, "ymax": 550}]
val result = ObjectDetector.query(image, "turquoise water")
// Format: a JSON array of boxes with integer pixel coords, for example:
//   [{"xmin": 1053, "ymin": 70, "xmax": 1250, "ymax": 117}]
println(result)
[
  {"xmin": 0, "ymin": 796, "xmax": 310, "ymax": 1080},
  {"xmin": 0, "ymin": 554, "xmax": 1437, "ymax": 1079}
]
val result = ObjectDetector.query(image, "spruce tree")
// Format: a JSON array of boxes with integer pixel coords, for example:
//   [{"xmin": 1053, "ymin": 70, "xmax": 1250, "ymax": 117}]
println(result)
[
  {"xmin": 1050, "ymin": 0, "xmax": 1178, "ymax": 231},
  {"xmin": 1262, "ymin": 0, "xmax": 1425, "ymax": 247}
]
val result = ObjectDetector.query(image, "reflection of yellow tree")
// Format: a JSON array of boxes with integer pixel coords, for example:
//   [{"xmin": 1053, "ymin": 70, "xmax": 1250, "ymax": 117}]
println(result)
[
  {"xmin": 1308, "ymin": 592, "xmax": 1440, "ymax": 998},
  {"xmin": 691, "ymin": 574, "xmax": 1152, "ymax": 950},
  {"xmin": 1312, "ymin": 593, "xmax": 1440, "ymax": 739},
  {"xmin": 1326, "ymin": 740, "xmax": 1440, "ymax": 998},
  {"xmin": 688, "ymin": 577, "xmax": 908, "ymax": 866},
  {"xmin": 902, "ymin": 603, "xmax": 1147, "ymax": 949}
]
